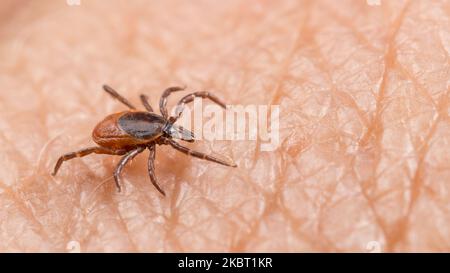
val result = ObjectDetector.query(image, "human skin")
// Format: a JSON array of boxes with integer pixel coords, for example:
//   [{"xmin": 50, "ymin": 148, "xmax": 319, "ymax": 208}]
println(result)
[{"xmin": 0, "ymin": 0, "xmax": 449, "ymax": 252}]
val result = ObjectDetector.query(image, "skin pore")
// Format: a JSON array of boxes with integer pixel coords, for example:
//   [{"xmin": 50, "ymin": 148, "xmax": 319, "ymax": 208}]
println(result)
[{"xmin": 0, "ymin": 0, "xmax": 449, "ymax": 252}]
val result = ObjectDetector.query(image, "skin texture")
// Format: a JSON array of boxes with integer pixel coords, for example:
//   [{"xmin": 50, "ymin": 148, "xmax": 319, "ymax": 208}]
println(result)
[{"xmin": 0, "ymin": 0, "xmax": 449, "ymax": 252}]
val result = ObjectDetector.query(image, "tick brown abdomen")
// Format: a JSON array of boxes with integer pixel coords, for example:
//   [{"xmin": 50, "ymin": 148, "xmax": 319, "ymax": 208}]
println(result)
[{"xmin": 92, "ymin": 111, "xmax": 156, "ymax": 150}]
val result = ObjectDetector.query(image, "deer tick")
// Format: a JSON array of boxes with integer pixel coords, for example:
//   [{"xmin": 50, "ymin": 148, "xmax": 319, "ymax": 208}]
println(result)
[{"xmin": 52, "ymin": 85, "xmax": 237, "ymax": 196}]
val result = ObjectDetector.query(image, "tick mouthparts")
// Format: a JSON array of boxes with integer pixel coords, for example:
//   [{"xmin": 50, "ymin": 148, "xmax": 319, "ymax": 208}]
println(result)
[{"xmin": 167, "ymin": 124, "xmax": 195, "ymax": 142}]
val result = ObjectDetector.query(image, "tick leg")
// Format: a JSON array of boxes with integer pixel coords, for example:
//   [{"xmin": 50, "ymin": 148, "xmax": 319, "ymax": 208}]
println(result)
[
  {"xmin": 169, "ymin": 91, "xmax": 227, "ymax": 123},
  {"xmin": 140, "ymin": 94, "xmax": 154, "ymax": 112},
  {"xmin": 113, "ymin": 146, "xmax": 145, "ymax": 192},
  {"xmin": 165, "ymin": 138, "xmax": 237, "ymax": 167},
  {"xmin": 147, "ymin": 145, "xmax": 166, "ymax": 196},
  {"xmin": 103, "ymin": 84, "xmax": 136, "ymax": 109},
  {"xmin": 52, "ymin": 147, "xmax": 126, "ymax": 176},
  {"xmin": 159, "ymin": 86, "xmax": 186, "ymax": 118}
]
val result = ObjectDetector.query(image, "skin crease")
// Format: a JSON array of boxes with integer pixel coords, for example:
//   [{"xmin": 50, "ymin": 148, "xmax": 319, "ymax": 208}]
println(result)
[{"xmin": 0, "ymin": 0, "xmax": 449, "ymax": 252}]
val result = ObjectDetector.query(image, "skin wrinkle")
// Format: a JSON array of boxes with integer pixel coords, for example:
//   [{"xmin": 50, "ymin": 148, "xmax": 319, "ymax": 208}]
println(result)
[
  {"xmin": 0, "ymin": 0, "xmax": 449, "ymax": 252},
  {"xmin": 388, "ymin": 0, "xmax": 447, "ymax": 251},
  {"xmin": 165, "ymin": 164, "xmax": 185, "ymax": 252},
  {"xmin": 282, "ymin": 6, "xmax": 358, "ymax": 250},
  {"xmin": 5, "ymin": 188, "xmax": 51, "ymax": 244},
  {"xmin": 355, "ymin": 1, "xmax": 413, "ymax": 251},
  {"xmin": 233, "ymin": 2, "xmax": 314, "ymax": 248}
]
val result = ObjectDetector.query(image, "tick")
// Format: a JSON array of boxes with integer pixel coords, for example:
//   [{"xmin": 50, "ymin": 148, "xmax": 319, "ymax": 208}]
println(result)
[{"xmin": 52, "ymin": 85, "xmax": 237, "ymax": 196}]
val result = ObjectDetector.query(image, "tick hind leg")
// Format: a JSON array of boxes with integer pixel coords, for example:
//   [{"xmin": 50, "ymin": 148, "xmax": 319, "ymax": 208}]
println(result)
[
  {"xmin": 169, "ymin": 91, "xmax": 227, "ymax": 123},
  {"xmin": 52, "ymin": 147, "xmax": 126, "ymax": 176},
  {"xmin": 159, "ymin": 86, "xmax": 186, "ymax": 118},
  {"xmin": 114, "ymin": 146, "xmax": 145, "ymax": 192},
  {"xmin": 165, "ymin": 138, "xmax": 237, "ymax": 167},
  {"xmin": 139, "ymin": 94, "xmax": 154, "ymax": 112},
  {"xmin": 103, "ymin": 84, "xmax": 136, "ymax": 109},
  {"xmin": 147, "ymin": 144, "xmax": 166, "ymax": 196}
]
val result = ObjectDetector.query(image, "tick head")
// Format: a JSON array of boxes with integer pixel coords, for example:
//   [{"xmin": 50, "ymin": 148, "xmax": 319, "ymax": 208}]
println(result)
[{"xmin": 164, "ymin": 123, "xmax": 195, "ymax": 142}]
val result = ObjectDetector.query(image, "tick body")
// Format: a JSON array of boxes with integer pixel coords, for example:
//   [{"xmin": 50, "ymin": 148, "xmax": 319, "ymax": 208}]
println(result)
[
  {"xmin": 52, "ymin": 85, "xmax": 236, "ymax": 196},
  {"xmin": 92, "ymin": 111, "xmax": 167, "ymax": 149}
]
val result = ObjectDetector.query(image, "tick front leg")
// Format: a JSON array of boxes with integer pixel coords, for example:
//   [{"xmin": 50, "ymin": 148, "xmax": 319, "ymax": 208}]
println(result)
[
  {"xmin": 165, "ymin": 138, "xmax": 237, "ymax": 167},
  {"xmin": 147, "ymin": 144, "xmax": 166, "ymax": 196},
  {"xmin": 169, "ymin": 91, "xmax": 227, "ymax": 123},
  {"xmin": 103, "ymin": 84, "xmax": 136, "ymax": 109},
  {"xmin": 159, "ymin": 86, "xmax": 186, "ymax": 118},
  {"xmin": 52, "ymin": 147, "xmax": 126, "ymax": 176},
  {"xmin": 139, "ymin": 94, "xmax": 154, "ymax": 112},
  {"xmin": 113, "ymin": 146, "xmax": 145, "ymax": 192}
]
